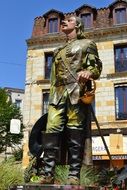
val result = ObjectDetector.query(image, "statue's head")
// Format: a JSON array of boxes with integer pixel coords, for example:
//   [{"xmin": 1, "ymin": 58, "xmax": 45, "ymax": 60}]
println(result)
[{"xmin": 61, "ymin": 16, "xmax": 85, "ymax": 39}]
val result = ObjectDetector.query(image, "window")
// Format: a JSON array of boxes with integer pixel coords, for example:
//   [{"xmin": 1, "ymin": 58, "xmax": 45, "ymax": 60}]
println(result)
[
  {"xmin": 15, "ymin": 99, "xmax": 22, "ymax": 108},
  {"xmin": 81, "ymin": 13, "xmax": 92, "ymax": 28},
  {"xmin": 114, "ymin": 45, "xmax": 127, "ymax": 72},
  {"xmin": 42, "ymin": 93, "xmax": 49, "ymax": 115},
  {"xmin": 91, "ymin": 99, "xmax": 95, "ymax": 121},
  {"xmin": 48, "ymin": 18, "xmax": 58, "ymax": 33},
  {"xmin": 115, "ymin": 8, "xmax": 127, "ymax": 24},
  {"xmin": 45, "ymin": 53, "xmax": 53, "ymax": 79},
  {"xmin": 115, "ymin": 85, "xmax": 127, "ymax": 120}
]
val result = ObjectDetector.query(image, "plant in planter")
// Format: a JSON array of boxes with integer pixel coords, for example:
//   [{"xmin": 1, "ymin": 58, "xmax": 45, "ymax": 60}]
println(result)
[
  {"xmin": 0, "ymin": 158, "xmax": 24, "ymax": 190},
  {"xmin": 97, "ymin": 167, "xmax": 127, "ymax": 189},
  {"xmin": 80, "ymin": 165, "xmax": 99, "ymax": 187},
  {"xmin": 54, "ymin": 165, "xmax": 100, "ymax": 186}
]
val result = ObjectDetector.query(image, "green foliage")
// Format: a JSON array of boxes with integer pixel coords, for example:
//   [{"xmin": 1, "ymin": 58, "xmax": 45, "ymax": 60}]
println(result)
[
  {"xmin": 80, "ymin": 165, "xmax": 99, "ymax": 186},
  {"xmin": 54, "ymin": 165, "xmax": 99, "ymax": 186},
  {"xmin": 24, "ymin": 157, "xmax": 38, "ymax": 183},
  {"xmin": 98, "ymin": 167, "xmax": 127, "ymax": 189},
  {"xmin": 98, "ymin": 168, "xmax": 117, "ymax": 186},
  {"xmin": 12, "ymin": 147, "xmax": 23, "ymax": 161},
  {"xmin": 0, "ymin": 158, "xmax": 24, "ymax": 190},
  {"xmin": 0, "ymin": 88, "xmax": 25, "ymax": 153},
  {"xmin": 55, "ymin": 165, "xmax": 69, "ymax": 184},
  {"xmin": 24, "ymin": 160, "xmax": 100, "ymax": 186}
]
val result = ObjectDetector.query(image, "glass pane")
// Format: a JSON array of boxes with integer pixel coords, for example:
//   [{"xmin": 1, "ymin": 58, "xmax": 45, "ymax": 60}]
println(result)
[
  {"xmin": 45, "ymin": 53, "xmax": 53, "ymax": 79},
  {"xmin": 91, "ymin": 99, "xmax": 95, "ymax": 121},
  {"xmin": 115, "ymin": 8, "xmax": 127, "ymax": 24},
  {"xmin": 54, "ymin": 19, "xmax": 58, "ymax": 32},
  {"xmin": 48, "ymin": 18, "xmax": 58, "ymax": 33},
  {"xmin": 115, "ymin": 46, "xmax": 127, "ymax": 72},
  {"xmin": 81, "ymin": 13, "xmax": 92, "ymax": 28},
  {"xmin": 115, "ymin": 86, "xmax": 127, "ymax": 120},
  {"xmin": 43, "ymin": 93, "xmax": 49, "ymax": 114},
  {"xmin": 15, "ymin": 99, "xmax": 22, "ymax": 108}
]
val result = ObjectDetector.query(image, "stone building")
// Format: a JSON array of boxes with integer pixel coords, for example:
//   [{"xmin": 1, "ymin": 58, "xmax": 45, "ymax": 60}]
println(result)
[
  {"xmin": 23, "ymin": 0, "xmax": 127, "ymax": 168},
  {"xmin": 5, "ymin": 87, "xmax": 24, "ymax": 114}
]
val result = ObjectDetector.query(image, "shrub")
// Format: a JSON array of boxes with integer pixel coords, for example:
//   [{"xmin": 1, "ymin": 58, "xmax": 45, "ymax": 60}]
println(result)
[
  {"xmin": 12, "ymin": 147, "xmax": 23, "ymax": 161},
  {"xmin": 0, "ymin": 158, "xmax": 24, "ymax": 190},
  {"xmin": 55, "ymin": 165, "xmax": 69, "ymax": 184},
  {"xmin": 80, "ymin": 165, "xmax": 99, "ymax": 186},
  {"xmin": 54, "ymin": 165, "xmax": 99, "ymax": 186}
]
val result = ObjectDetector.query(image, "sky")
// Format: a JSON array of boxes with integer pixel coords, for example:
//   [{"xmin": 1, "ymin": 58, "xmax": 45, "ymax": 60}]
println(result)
[{"xmin": 0, "ymin": 0, "xmax": 113, "ymax": 89}]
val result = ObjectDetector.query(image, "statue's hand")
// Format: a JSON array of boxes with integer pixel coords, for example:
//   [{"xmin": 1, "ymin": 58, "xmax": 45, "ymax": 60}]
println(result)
[{"xmin": 77, "ymin": 70, "xmax": 92, "ymax": 83}]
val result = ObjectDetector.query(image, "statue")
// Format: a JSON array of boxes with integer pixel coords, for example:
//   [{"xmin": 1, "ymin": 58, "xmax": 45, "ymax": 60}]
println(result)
[{"xmin": 28, "ymin": 16, "xmax": 102, "ymax": 185}]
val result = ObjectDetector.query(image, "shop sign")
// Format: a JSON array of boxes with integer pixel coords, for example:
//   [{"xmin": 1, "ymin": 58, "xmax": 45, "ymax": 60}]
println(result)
[
  {"xmin": 92, "ymin": 136, "xmax": 109, "ymax": 154},
  {"xmin": 92, "ymin": 155, "xmax": 103, "ymax": 160},
  {"xmin": 10, "ymin": 119, "xmax": 21, "ymax": 134},
  {"xmin": 111, "ymin": 155, "xmax": 127, "ymax": 160},
  {"xmin": 123, "ymin": 136, "xmax": 127, "ymax": 152},
  {"xmin": 92, "ymin": 155, "xmax": 127, "ymax": 160}
]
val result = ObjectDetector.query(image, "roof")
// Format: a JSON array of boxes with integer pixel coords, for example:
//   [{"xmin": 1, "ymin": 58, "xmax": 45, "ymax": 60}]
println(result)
[
  {"xmin": 4, "ymin": 87, "xmax": 24, "ymax": 93},
  {"xmin": 108, "ymin": 0, "xmax": 127, "ymax": 8},
  {"xmin": 75, "ymin": 4, "xmax": 97, "ymax": 13},
  {"xmin": 43, "ymin": 9, "xmax": 64, "ymax": 18}
]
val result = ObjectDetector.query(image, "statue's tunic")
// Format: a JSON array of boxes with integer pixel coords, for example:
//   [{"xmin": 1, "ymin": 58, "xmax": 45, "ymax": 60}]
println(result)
[{"xmin": 49, "ymin": 39, "xmax": 102, "ymax": 105}]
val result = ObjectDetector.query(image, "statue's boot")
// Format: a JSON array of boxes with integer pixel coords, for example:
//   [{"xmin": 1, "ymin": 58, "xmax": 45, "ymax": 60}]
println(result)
[
  {"xmin": 66, "ymin": 128, "xmax": 84, "ymax": 185},
  {"xmin": 40, "ymin": 132, "xmax": 60, "ymax": 184}
]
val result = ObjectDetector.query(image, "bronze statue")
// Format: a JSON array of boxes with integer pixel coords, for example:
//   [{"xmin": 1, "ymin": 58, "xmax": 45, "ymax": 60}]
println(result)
[{"xmin": 30, "ymin": 16, "xmax": 102, "ymax": 185}]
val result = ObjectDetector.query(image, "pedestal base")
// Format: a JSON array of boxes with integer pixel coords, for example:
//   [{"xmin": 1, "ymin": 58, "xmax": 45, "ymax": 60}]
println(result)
[{"xmin": 9, "ymin": 184, "xmax": 102, "ymax": 190}]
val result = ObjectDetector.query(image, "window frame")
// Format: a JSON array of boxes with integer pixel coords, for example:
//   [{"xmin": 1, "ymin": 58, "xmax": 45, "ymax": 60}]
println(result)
[
  {"xmin": 81, "ymin": 13, "xmax": 93, "ymax": 29},
  {"xmin": 113, "ymin": 6, "xmax": 127, "ymax": 25},
  {"xmin": 115, "ymin": 84, "xmax": 127, "ymax": 120},
  {"xmin": 48, "ymin": 17, "xmax": 58, "ymax": 33},
  {"xmin": 114, "ymin": 44, "xmax": 127, "ymax": 73},
  {"xmin": 42, "ymin": 92, "xmax": 49, "ymax": 115},
  {"xmin": 44, "ymin": 52, "xmax": 53, "ymax": 79},
  {"xmin": 15, "ymin": 99, "xmax": 22, "ymax": 108}
]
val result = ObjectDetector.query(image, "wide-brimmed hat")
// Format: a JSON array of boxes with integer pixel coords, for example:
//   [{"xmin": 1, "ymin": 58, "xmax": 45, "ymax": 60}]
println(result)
[{"xmin": 29, "ymin": 113, "xmax": 48, "ymax": 158}]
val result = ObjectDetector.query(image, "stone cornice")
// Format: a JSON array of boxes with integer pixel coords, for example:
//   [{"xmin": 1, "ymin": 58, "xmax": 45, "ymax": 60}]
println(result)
[
  {"xmin": 26, "ymin": 24, "xmax": 127, "ymax": 47},
  {"xmin": 85, "ymin": 24, "xmax": 127, "ymax": 39},
  {"xmin": 27, "ymin": 33, "xmax": 66, "ymax": 47},
  {"xmin": 92, "ymin": 127, "xmax": 127, "ymax": 136},
  {"xmin": 107, "ymin": 71, "xmax": 127, "ymax": 79},
  {"xmin": 36, "ymin": 79, "xmax": 50, "ymax": 85}
]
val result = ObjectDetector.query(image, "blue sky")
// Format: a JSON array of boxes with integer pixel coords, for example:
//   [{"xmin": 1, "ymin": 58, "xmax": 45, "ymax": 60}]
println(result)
[{"xmin": 0, "ymin": 0, "xmax": 113, "ymax": 89}]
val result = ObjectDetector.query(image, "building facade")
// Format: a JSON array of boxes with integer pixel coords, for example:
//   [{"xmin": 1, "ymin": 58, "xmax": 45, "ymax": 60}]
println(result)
[
  {"xmin": 0, "ymin": 87, "xmax": 25, "ymax": 160},
  {"xmin": 23, "ymin": 0, "xmax": 127, "ymax": 168},
  {"xmin": 5, "ymin": 87, "xmax": 24, "ymax": 114}
]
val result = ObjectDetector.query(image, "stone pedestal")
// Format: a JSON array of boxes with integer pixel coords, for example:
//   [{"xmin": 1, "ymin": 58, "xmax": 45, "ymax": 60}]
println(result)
[{"xmin": 9, "ymin": 184, "xmax": 102, "ymax": 190}]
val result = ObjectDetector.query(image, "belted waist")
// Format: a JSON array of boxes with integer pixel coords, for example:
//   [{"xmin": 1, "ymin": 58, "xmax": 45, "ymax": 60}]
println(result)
[{"xmin": 54, "ymin": 78, "xmax": 76, "ymax": 87}]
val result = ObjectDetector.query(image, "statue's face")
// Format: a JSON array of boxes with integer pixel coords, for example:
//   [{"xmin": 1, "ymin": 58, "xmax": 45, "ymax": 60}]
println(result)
[{"xmin": 61, "ymin": 16, "xmax": 76, "ymax": 34}]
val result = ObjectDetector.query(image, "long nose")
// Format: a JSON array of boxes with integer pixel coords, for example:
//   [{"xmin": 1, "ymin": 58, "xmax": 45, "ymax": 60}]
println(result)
[{"xmin": 61, "ymin": 20, "xmax": 66, "ymax": 25}]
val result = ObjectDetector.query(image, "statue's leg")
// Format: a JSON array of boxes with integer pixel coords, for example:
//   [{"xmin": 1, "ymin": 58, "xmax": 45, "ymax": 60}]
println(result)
[
  {"xmin": 66, "ymin": 128, "xmax": 84, "ymax": 185},
  {"xmin": 39, "ymin": 132, "xmax": 60, "ymax": 184},
  {"xmin": 39, "ymin": 93, "xmax": 67, "ymax": 184},
  {"xmin": 65, "ymin": 100, "xmax": 87, "ymax": 185}
]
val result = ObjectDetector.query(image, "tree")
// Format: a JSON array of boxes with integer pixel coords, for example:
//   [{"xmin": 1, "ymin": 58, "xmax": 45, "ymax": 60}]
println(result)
[{"xmin": 0, "ymin": 88, "xmax": 24, "ymax": 154}]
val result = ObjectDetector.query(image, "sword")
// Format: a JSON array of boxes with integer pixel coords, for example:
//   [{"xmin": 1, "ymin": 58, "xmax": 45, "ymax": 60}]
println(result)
[{"xmin": 90, "ymin": 104, "xmax": 115, "ymax": 170}]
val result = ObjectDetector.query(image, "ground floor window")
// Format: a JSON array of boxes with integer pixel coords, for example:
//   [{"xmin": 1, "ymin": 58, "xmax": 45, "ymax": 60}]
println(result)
[{"xmin": 42, "ymin": 92, "xmax": 49, "ymax": 114}]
